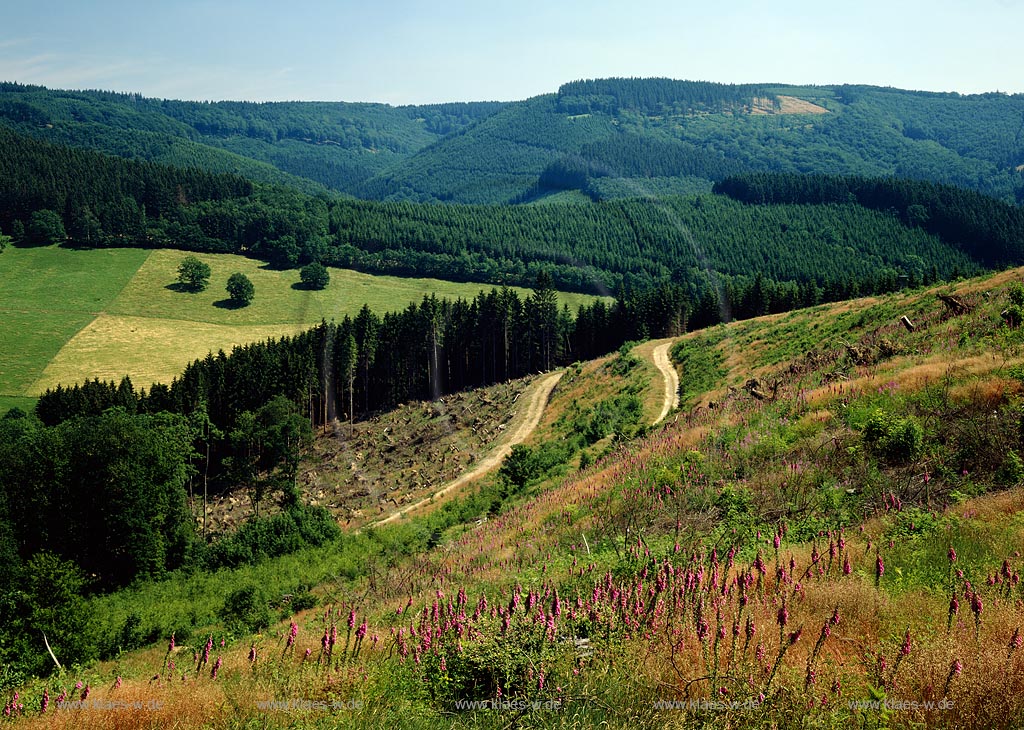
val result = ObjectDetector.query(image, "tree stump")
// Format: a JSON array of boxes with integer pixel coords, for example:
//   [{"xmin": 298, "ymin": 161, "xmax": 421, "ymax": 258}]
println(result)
[{"xmin": 938, "ymin": 294, "xmax": 970, "ymax": 316}]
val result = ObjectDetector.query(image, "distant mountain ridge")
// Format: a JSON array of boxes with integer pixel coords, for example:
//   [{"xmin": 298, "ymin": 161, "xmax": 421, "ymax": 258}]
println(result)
[
  {"xmin": 0, "ymin": 81, "xmax": 504, "ymax": 196},
  {"xmin": 2, "ymin": 78, "xmax": 1022, "ymax": 205},
  {"xmin": 365, "ymin": 79, "xmax": 1024, "ymax": 204}
]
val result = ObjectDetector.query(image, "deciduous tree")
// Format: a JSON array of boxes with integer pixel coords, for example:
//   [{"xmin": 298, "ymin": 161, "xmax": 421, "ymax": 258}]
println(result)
[
  {"xmin": 177, "ymin": 255, "xmax": 211, "ymax": 291},
  {"xmin": 25, "ymin": 210, "xmax": 65, "ymax": 246},
  {"xmin": 226, "ymin": 272, "xmax": 255, "ymax": 306},
  {"xmin": 299, "ymin": 261, "xmax": 330, "ymax": 290}
]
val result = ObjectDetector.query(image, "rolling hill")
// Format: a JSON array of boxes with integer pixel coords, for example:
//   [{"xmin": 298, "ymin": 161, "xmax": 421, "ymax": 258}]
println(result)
[
  {"xmin": 0, "ymin": 245, "xmax": 605, "ymax": 416},
  {"xmin": 5, "ymin": 122, "xmax": 1023, "ymax": 299},
  {"xmin": 2, "ymin": 79, "xmax": 1023, "ymax": 205},
  {"xmin": 0, "ymin": 81, "xmax": 504, "ymax": 196},
  {"xmin": 362, "ymin": 80, "xmax": 1024, "ymax": 204}
]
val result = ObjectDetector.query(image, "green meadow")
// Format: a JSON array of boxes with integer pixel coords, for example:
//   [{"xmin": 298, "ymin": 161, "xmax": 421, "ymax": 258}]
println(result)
[
  {"xmin": 0, "ymin": 246, "xmax": 607, "ymax": 407},
  {"xmin": 0, "ymin": 246, "xmax": 150, "ymax": 412}
]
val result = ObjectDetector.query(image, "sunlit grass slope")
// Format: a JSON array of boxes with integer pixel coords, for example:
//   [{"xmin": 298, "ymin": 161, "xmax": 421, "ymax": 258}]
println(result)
[
  {"xmin": 0, "ymin": 246, "xmax": 150, "ymax": 411},
  {"xmin": 1, "ymin": 247, "xmax": 605, "ymax": 397},
  {"xmin": 9, "ymin": 267, "xmax": 1024, "ymax": 730}
]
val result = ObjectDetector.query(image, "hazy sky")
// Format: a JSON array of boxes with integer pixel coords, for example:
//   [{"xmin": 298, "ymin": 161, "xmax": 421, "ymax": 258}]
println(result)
[{"xmin": 1, "ymin": 0, "xmax": 1022, "ymax": 104}]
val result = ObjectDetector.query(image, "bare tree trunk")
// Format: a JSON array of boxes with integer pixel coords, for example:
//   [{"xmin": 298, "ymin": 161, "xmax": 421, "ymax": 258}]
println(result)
[{"xmin": 42, "ymin": 632, "xmax": 62, "ymax": 671}]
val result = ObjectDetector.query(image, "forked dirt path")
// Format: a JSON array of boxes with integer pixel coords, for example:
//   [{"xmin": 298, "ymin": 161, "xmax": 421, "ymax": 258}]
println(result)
[
  {"xmin": 368, "ymin": 336, "xmax": 680, "ymax": 528},
  {"xmin": 369, "ymin": 370, "xmax": 564, "ymax": 526}
]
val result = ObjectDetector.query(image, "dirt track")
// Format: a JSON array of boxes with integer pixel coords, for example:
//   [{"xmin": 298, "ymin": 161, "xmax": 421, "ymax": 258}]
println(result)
[
  {"xmin": 370, "ymin": 370, "xmax": 564, "ymax": 526},
  {"xmin": 631, "ymin": 338, "xmax": 680, "ymax": 424},
  {"xmin": 651, "ymin": 341, "xmax": 680, "ymax": 423},
  {"xmin": 367, "ymin": 336, "xmax": 680, "ymax": 527}
]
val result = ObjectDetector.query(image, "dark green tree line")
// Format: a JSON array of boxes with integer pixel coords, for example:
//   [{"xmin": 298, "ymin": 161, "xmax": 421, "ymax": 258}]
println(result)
[
  {"xmin": 0, "ymin": 124, "xmax": 999, "ymax": 295},
  {"xmin": 714, "ymin": 172, "xmax": 1024, "ymax": 267}
]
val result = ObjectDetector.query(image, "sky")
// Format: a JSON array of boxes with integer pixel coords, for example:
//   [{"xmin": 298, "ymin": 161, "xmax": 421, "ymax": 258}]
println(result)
[{"xmin": 1, "ymin": 0, "xmax": 1022, "ymax": 105}]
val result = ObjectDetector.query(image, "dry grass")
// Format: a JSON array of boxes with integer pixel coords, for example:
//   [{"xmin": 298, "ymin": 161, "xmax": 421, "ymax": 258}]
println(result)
[
  {"xmin": 17, "ymin": 680, "xmax": 226, "ymax": 730},
  {"xmin": 836, "ymin": 352, "xmax": 1019, "ymax": 401},
  {"xmin": 777, "ymin": 95, "xmax": 830, "ymax": 114},
  {"xmin": 749, "ymin": 95, "xmax": 830, "ymax": 116},
  {"xmin": 951, "ymin": 488, "xmax": 1024, "ymax": 522},
  {"xmin": 110, "ymin": 250, "xmax": 606, "ymax": 328},
  {"xmin": 29, "ymin": 314, "xmax": 308, "ymax": 393}
]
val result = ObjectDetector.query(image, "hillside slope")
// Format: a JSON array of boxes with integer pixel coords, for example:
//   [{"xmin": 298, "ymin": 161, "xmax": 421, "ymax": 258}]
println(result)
[
  {"xmin": 3, "ymin": 79, "xmax": 1023, "ymax": 204},
  {"xmin": 7, "ymin": 269, "xmax": 1024, "ymax": 728},
  {"xmin": 11, "ymin": 120, "xmax": 1021, "ymax": 299},
  {"xmin": 0, "ymin": 82, "xmax": 504, "ymax": 195},
  {"xmin": 357, "ymin": 80, "xmax": 1024, "ymax": 204}
]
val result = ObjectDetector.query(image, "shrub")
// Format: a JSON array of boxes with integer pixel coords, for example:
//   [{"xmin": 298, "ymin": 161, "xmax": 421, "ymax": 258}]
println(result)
[
  {"xmin": 204, "ymin": 506, "xmax": 340, "ymax": 570},
  {"xmin": 1005, "ymin": 284, "xmax": 1024, "ymax": 328},
  {"xmin": 608, "ymin": 341, "xmax": 641, "ymax": 375},
  {"xmin": 422, "ymin": 616, "xmax": 570, "ymax": 708},
  {"xmin": 499, "ymin": 445, "xmax": 541, "ymax": 491},
  {"xmin": 22, "ymin": 552, "xmax": 97, "ymax": 671},
  {"xmin": 1008, "ymin": 282, "xmax": 1024, "ymax": 308},
  {"xmin": 714, "ymin": 485, "xmax": 758, "ymax": 536},
  {"xmin": 998, "ymin": 450, "xmax": 1024, "ymax": 486},
  {"xmin": 862, "ymin": 408, "xmax": 923, "ymax": 462},
  {"xmin": 579, "ymin": 394, "xmax": 643, "ymax": 444},
  {"xmin": 290, "ymin": 591, "xmax": 318, "ymax": 613},
  {"xmin": 111, "ymin": 612, "xmax": 144, "ymax": 656},
  {"xmin": 219, "ymin": 585, "xmax": 271, "ymax": 635}
]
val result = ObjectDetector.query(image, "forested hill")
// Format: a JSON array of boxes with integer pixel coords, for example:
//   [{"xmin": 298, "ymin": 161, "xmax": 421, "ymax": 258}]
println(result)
[
  {"xmin": 5, "ymin": 124, "xmax": 1024, "ymax": 296},
  {"xmin": 713, "ymin": 173, "xmax": 1024, "ymax": 268},
  {"xmin": 0, "ymin": 81, "xmax": 504, "ymax": 196},
  {"xmin": 2, "ymin": 79, "xmax": 1023, "ymax": 204},
  {"xmin": 364, "ymin": 80, "xmax": 1024, "ymax": 204}
]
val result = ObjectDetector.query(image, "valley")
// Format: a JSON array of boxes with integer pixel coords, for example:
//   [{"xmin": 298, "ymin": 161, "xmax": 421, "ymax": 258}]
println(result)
[{"xmin": 2, "ymin": 74, "xmax": 1024, "ymax": 729}]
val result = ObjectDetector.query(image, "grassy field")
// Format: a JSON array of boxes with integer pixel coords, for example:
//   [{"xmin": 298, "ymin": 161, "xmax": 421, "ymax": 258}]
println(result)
[
  {"xmin": 0, "ymin": 246, "xmax": 151, "ymax": 405},
  {"xmin": 1, "ymin": 247, "xmax": 608, "ymax": 403},
  {"xmin": 104, "ymin": 250, "xmax": 602, "ymax": 326}
]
